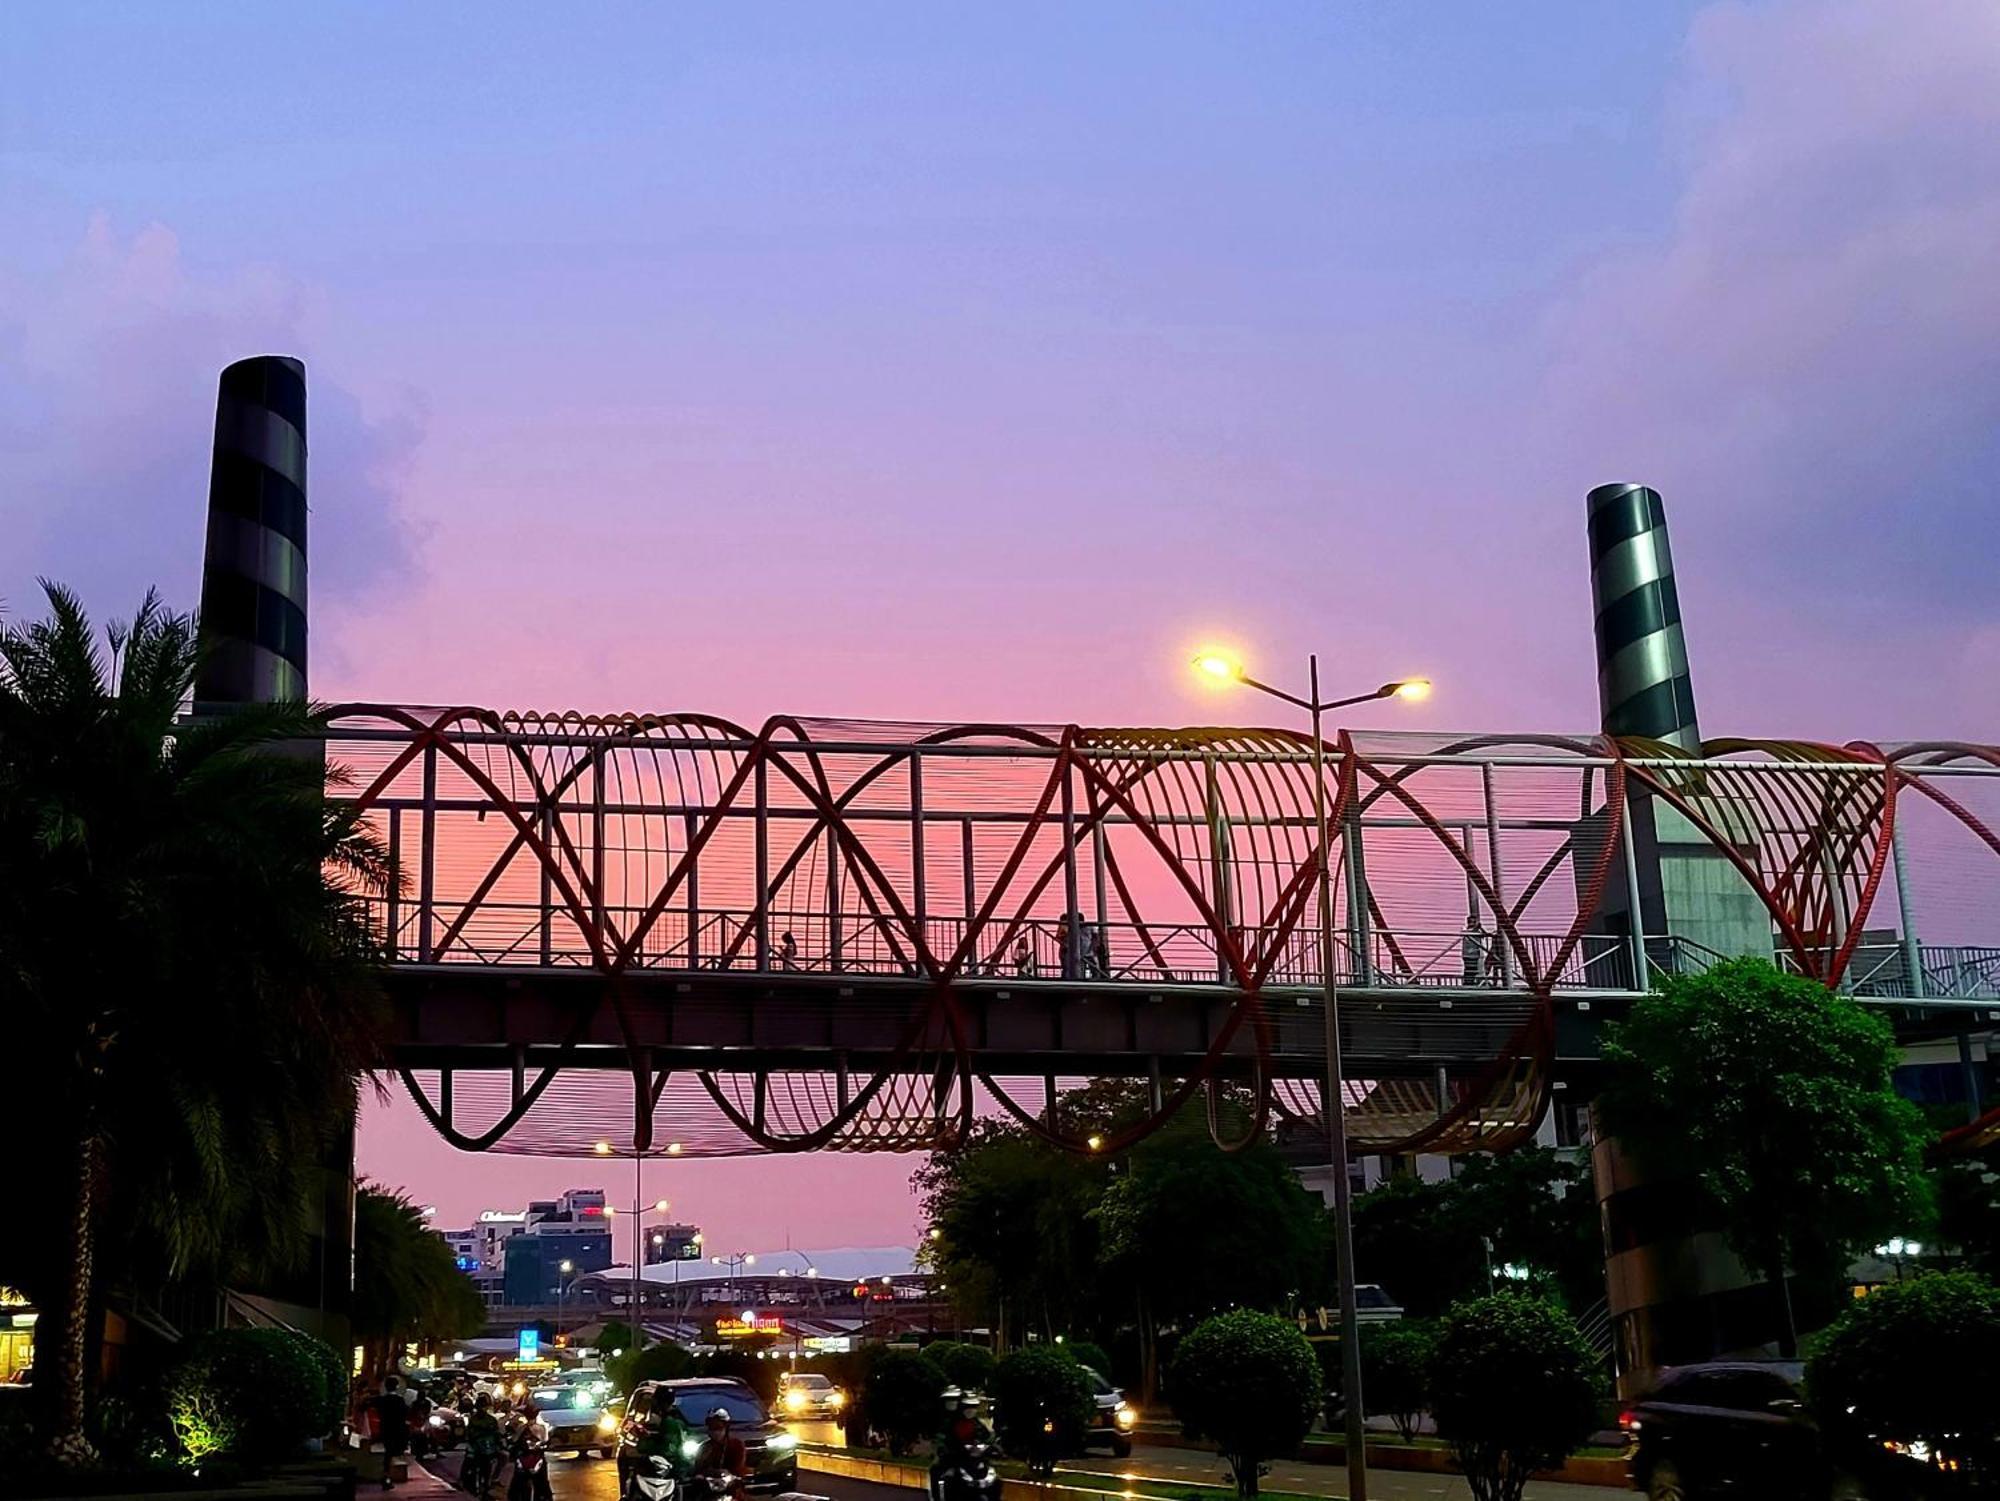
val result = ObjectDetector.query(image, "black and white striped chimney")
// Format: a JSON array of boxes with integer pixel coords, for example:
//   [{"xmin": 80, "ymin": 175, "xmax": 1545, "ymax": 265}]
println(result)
[
  {"xmin": 1587, "ymin": 483, "xmax": 1700, "ymax": 753},
  {"xmin": 195, "ymin": 355, "xmax": 309, "ymax": 707}
]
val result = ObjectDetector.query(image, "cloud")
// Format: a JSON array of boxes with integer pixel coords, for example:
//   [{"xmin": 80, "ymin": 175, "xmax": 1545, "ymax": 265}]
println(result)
[
  {"xmin": 0, "ymin": 213, "xmax": 424, "ymax": 634},
  {"xmin": 1539, "ymin": 0, "xmax": 2000, "ymax": 628}
]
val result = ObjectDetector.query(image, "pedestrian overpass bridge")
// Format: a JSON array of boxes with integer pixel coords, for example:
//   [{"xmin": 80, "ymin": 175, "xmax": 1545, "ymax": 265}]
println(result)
[{"xmin": 327, "ymin": 705, "xmax": 2000, "ymax": 1161}]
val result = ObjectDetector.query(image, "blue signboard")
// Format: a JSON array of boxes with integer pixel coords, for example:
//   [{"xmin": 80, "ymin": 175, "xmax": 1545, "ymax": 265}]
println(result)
[{"xmin": 518, "ymin": 1327, "xmax": 540, "ymax": 1363}]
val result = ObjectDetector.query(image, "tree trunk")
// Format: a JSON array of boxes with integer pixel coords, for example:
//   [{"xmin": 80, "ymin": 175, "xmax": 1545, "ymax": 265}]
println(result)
[
  {"xmin": 1767, "ymin": 1242, "xmax": 1798, "ymax": 1358},
  {"xmin": 51, "ymin": 1124, "xmax": 102, "ymax": 1465},
  {"xmin": 1138, "ymin": 1293, "xmax": 1158, "ymax": 1409}
]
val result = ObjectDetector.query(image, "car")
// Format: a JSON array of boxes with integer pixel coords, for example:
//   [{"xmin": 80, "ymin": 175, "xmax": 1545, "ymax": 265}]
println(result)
[
  {"xmin": 617, "ymin": 1379, "xmax": 800, "ymax": 1495},
  {"xmin": 1622, "ymin": 1361, "xmax": 1946, "ymax": 1500},
  {"xmin": 1079, "ymin": 1367, "xmax": 1136, "ymax": 1459},
  {"xmin": 777, "ymin": 1371, "xmax": 847, "ymax": 1420},
  {"xmin": 529, "ymin": 1369, "xmax": 620, "ymax": 1459}
]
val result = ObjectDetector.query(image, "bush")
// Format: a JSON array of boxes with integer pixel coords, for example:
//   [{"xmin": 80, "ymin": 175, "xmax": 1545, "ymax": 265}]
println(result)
[
  {"xmin": 928, "ymin": 1341, "xmax": 997, "ymax": 1394},
  {"xmin": 1167, "ymin": 1311, "xmax": 1320, "ymax": 1497},
  {"xmin": 1429, "ymin": 1294, "xmax": 1598, "ymax": 1501},
  {"xmin": 1062, "ymin": 1341, "xmax": 1112, "ymax": 1384},
  {"xmin": 991, "ymin": 1346, "xmax": 1096, "ymax": 1478},
  {"xmin": 166, "ymin": 1328, "xmax": 337, "ymax": 1463},
  {"xmin": 864, "ymin": 1349, "xmax": 947, "ymax": 1456},
  {"xmin": 285, "ymin": 1330, "xmax": 349, "ymax": 1438},
  {"xmin": 607, "ymin": 1341, "xmax": 695, "ymax": 1396},
  {"xmin": 1363, "ymin": 1322, "xmax": 1435, "ymax": 1443},
  {"xmin": 1807, "ymin": 1271, "xmax": 2000, "ymax": 1489}
]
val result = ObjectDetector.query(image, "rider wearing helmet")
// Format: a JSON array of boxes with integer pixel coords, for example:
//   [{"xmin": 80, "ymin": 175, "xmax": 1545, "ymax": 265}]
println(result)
[
  {"xmin": 691, "ymin": 1406, "xmax": 749, "ymax": 1496},
  {"xmin": 928, "ymin": 1389, "xmax": 990, "ymax": 1501}
]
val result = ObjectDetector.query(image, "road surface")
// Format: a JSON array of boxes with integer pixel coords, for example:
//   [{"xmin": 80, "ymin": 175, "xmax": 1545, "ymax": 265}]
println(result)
[{"xmin": 428, "ymin": 1435, "xmax": 1620, "ymax": 1501}]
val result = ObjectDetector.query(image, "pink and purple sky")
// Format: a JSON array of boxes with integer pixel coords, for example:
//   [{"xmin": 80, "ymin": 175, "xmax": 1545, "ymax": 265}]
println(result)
[{"xmin": 6, "ymin": 1, "xmax": 1998, "ymax": 1248}]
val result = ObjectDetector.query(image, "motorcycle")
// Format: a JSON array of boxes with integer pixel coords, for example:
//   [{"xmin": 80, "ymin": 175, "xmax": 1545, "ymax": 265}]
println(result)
[
  {"xmin": 624, "ymin": 1453, "xmax": 678, "ymax": 1501},
  {"xmin": 932, "ymin": 1442, "xmax": 999, "ymax": 1501},
  {"xmin": 686, "ymin": 1471, "xmax": 745, "ymax": 1501},
  {"xmin": 460, "ymin": 1448, "xmax": 498, "ymax": 1499},
  {"xmin": 507, "ymin": 1421, "xmax": 554, "ymax": 1501}
]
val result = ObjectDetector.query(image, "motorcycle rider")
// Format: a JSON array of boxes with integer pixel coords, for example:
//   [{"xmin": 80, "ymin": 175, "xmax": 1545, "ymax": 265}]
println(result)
[
  {"xmin": 690, "ymin": 1407, "xmax": 749, "ymax": 1498},
  {"xmin": 461, "ymin": 1394, "xmax": 503, "ymax": 1498},
  {"xmin": 507, "ymin": 1400, "xmax": 554, "ymax": 1501},
  {"xmin": 622, "ymin": 1395, "xmax": 692, "ymax": 1501},
  {"xmin": 929, "ymin": 1390, "xmax": 992, "ymax": 1501}
]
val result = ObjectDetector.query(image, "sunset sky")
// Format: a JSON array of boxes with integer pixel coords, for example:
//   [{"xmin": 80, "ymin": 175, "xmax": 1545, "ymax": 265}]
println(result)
[{"xmin": 7, "ymin": 1, "xmax": 1998, "ymax": 1250}]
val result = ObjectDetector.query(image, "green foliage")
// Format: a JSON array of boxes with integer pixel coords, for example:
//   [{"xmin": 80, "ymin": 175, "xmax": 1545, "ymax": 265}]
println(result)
[
  {"xmin": 285, "ymin": 1329, "xmax": 349, "ymax": 1437},
  {"xmin": 1061, "ymin": 1341, "xmax": 1112, "ymax": 1383},
  {"xmin": 1807, "ymin": 1272, "xmax": 2000, "ymax": 1486},
  {"xmin": 991, "ymin": 1345, "xmax": 1096, "ymax": 1479},
  {"xmin": 1428, "ymin": 1293, "xmax": 1599, "ymax": 1501},
  {"xmin": 1934, "ymin": 1161, "xmax": 2000, "ymax": 1281},
  {"xmin": 1095, "ymin": 1106, "xmax": 1328, "ymax": 1328},
  {"xmin": 926, "ymin": 1340, "xmax": 997, "ymax": 1393},
  {"xmin": 863, "ymin": 1349, "xmax": 946, "ymax": 1456},
  {"xmin": 1599, "ymin": 959, "xmax": 1933, "ymax": 1351},
  {"xmin": 1361, "ymin": 1322, "xmax": 1435, "ymax": 1442},
  {"xmin": 0, "ymin": 586, "xmax": 390, "ymax": 1445},
  {"xmin": 353, "ymin": 1184, "xmax": 486, "ymax": 1375},
  {"xmin": 596, "ymin": 1320, "xmax": 639, "ymax": 1357},
  {"xmin": 915, "ymin": 1120, "xmax": 1110, "ymax": 1347},
  {"xmin": 165, "ymin": 1328, "xmax": 339, "ymax": 1464},
  {"xmin": 607, "ymin": 1342, "xmax": 696, "ymax": 1396},
  {"xmin": 1351, "ymin": 1151, "xmax": 1601, "ymax": 1318},
  {"xmin": 1167, "ymin": 1311, "xmax": 1321, "ymax": 1497}
]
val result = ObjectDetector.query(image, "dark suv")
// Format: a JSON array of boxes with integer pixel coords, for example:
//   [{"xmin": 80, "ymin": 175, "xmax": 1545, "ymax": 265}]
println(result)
[
  {"xmin": 616, "ymin": 1379, "xmax": 800, "ymax": 1495},
  {"xmin": 1625, "ymin": 1363, "xmax": 1872, "ymax": 1500}
]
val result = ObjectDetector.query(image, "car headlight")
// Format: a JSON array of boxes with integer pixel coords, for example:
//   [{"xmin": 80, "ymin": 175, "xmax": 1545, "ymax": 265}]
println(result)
[
  {"xmin": 1114, "ymin": 1403, "xmax": 1135, "ymax": 1428},
  {"xmin": 785, "ymin": 1391, "xmax": 806, "ymax": 1412},
  {"xmin": 767, "ymin": 1432, "xmax": 797, "ymax": 1451},
  {"xmin": 597, "ymin": 1413, "xmax": 618, "ymax": 1435},
  {"xmin": 512, "ymin": 1381, "xmax": 527, "ymax": 1397},
  {"xmin": 828, "ymin": 1392, "xmax": 845, "ymax": 1409},
  {"xmin": 681, "ymin": 1438, "xmax": 701, "ymax": 1459}
]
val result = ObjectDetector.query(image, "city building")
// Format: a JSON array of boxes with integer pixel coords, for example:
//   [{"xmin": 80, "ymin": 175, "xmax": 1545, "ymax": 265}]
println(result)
[
  {"xmin": 643, "ymin": 1222, "xmax": 703, "ymax": 1266},
  {"xmin": 501, "ymin": 1188, "xmax": 614, "ymax": 1305}
]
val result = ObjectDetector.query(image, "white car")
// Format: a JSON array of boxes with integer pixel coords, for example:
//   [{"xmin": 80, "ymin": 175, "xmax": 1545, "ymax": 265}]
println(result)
[
  {"xmin": 777, "ymin": 1371, "xmax": 847, "ymax": 1420},
  {"xmin": 530, "ymin": 1370, "xmax": 619, "ymax": 1458}
]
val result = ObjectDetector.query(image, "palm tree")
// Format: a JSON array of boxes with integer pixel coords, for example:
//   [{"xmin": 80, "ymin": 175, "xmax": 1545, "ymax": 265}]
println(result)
[
  {"xmin": 352, "ymin": 1184, "xmax": 488, "ymax": 1383},
  {"xmin": 0, "ymin": 584, "xmax": 389, "ymax": 1462}
]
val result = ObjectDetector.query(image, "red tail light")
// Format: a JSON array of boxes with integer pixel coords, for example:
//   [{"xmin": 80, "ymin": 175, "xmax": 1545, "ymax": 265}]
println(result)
[{"xmin": 1618, "ymin": 1408, "xmax": 1638, "ymax": 1432}]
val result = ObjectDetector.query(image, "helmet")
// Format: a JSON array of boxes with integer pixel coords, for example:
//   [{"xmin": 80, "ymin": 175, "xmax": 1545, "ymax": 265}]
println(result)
[{"xmin": 706, "ymin": 1407, "xmax": 732, "ymax": 1428}]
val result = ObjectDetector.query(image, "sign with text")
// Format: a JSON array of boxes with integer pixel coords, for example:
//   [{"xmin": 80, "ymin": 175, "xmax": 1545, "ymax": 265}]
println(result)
[{"xmin": 518, "ymin": 1327, "xmax": 540, "ymax": 1363}]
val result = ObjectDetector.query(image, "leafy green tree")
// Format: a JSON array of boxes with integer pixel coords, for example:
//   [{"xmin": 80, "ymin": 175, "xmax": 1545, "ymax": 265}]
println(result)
[
  {"xmin": 1598, "ymin": 958, "xmax": 1932, "ymax": 1355},
  {"xmin": 352, "ymin": 1184, "xmax": 486, "ymax": 1381},
  {"xmin": 1361, "ymin": 1322, "xmax": 1435, "ymax": 1443},
  {"xmin": 608, "ymin": 1342, "xmax": 694, "ymax": 1396},
  {"xmin": 1934, "ymin": 1160, "xmax": 2000, "ymax": 1279},
  {"xmin": 1167, "ymin": 1311, "xmax": 1320, "ymax": 1498},
  {"xmin": 862, "ymin": 1349, "xmax": 945, "ymax": 1456},
  {"xmin": 1350, "ymin": 1175, "xmax": 1485, "ymax": 1318},
  {"xmin": 1096, "ymin": 1106, "xmax": 1325, "ymax": 1402},
  {"xmin": 1428, "ymin": 1293, "xmax": 1598, "ymax": 1501},
  {"xmin": 990, "ymin": 1346, "xmax": 1096, "ymax": 1478},
  {"xmin": 165, "ymin": 1328, "xmax": 343, "ymax": 1463},
  {"xmin": 596, "ymin": 1320, "xmax": 639, "ymax": 1357},
  {"xmin": 915, "ymin": 1121, "xmax": 1107, "ymax": 1351},
  {"xmin": 0, "ymin": 586, "xmax": 389, "ymax": 1461},
  {"xmin": 1807, "ymin": 1272, "xmax": 2000, "ymax": 1488}
]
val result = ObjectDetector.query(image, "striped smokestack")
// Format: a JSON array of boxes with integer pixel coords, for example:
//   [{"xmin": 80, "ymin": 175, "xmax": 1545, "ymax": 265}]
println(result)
[
  {"xmin": 1587, "ymin": 483, "xmax": 1700, "ymax": 753},
  {"xmin": 196, "ymin": 355, "xmax": 309, "ymax": 706}
]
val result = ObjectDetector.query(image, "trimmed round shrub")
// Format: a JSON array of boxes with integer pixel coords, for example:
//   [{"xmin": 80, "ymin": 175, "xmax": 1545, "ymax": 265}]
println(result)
[
  {"xmin": 929, "ymin": 1341, "xmax": 997, "ymax": 1394},
  {"xmin": 1362, "ymin": 1322, "xmax": 1436, "ymax": 1443},
  {"xmin": 167, "ymin": 1328, "xmax": 334, "ymax": 1462},
  {"xmin": 863, "ymin": 1349, "xmax": 947, "ymax": 1456},
  {"xmin": 1807, "ymin": 1271, "xmax": 2000, "ymax": 1489},
  {"xmin": 1168, "ymin": 1311, "xmax": 1320, "ymax": 1497},
  {"xmin": 283, "ymin": 1329, "xmax": 348, "ymax": 1438},
  {"xmin": 1429, "ymin": 1293, "xmax": 1598, "ymax": 1501},
  {"xmin": 1062, "ymin": 1341, "xmax": 1113, "ymax": 1384},
  {"xmin": 991, "ymin": 1346, "xmax": 1096, "ymax": 1478}
]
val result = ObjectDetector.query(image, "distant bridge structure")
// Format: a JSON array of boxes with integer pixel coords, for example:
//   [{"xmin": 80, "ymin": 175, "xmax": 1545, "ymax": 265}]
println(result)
[{"xmin": 327, "ymin": 705, "xmax": 2000, "ymax": 1161}]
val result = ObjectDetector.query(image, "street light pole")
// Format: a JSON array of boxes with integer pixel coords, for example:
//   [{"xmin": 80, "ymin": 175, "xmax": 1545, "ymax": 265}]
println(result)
[
  {"xmin": 632, "ymin": 1153, "xmax": 644, "ymax": 1354},
  {"xmin": 1190, "ymin": 651, "xmax": 1430, "ymax": 1501},
  {"xmin": 1309, "ymin": 653, "xmax": 1369, "ymax": 1501}
]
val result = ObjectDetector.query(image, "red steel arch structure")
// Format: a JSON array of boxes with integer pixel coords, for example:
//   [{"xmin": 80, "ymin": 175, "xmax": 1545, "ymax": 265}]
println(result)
[{"xmin": 323, "ymin": 707, "xmax": 2000, "ymax": 1163}]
